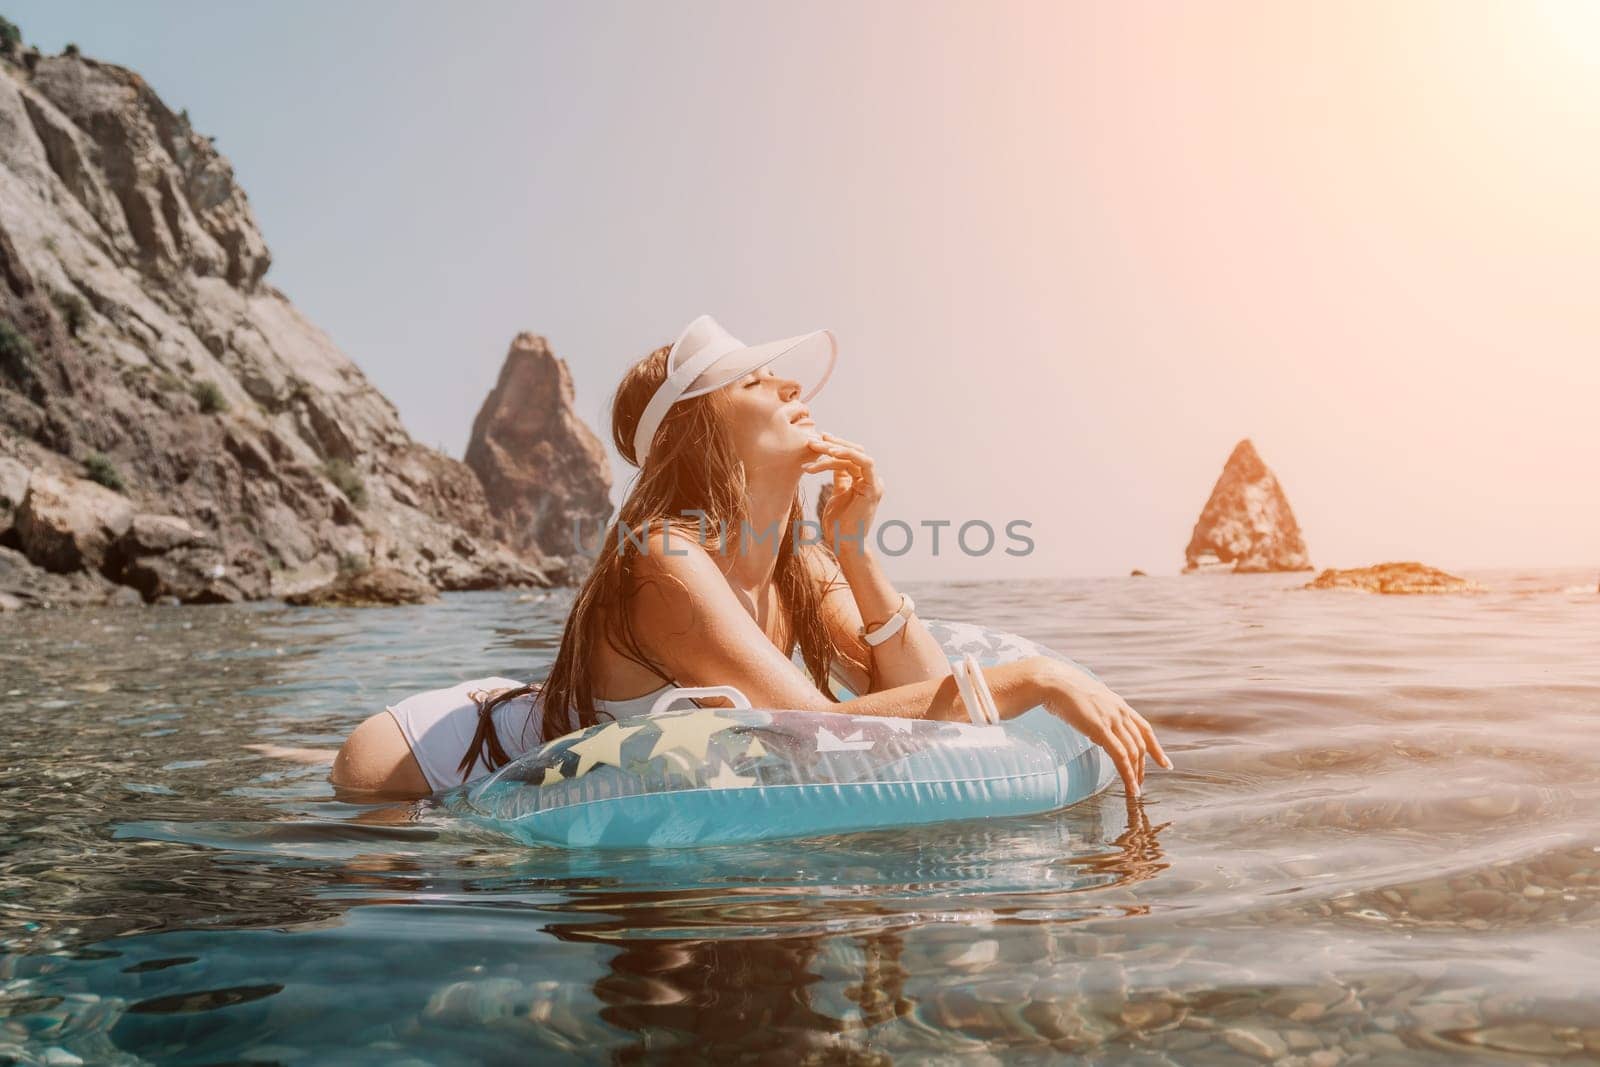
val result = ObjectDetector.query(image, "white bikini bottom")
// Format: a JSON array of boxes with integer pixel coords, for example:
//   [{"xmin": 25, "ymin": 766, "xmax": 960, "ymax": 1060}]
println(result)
[{"xmin": 385, "ymin": 677, "xmax": 545, "ymax": 793}]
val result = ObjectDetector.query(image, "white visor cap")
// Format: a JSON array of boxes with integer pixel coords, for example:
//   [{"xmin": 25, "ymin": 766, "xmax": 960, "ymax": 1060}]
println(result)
[{"xmin": 632, "ymin": 313, "xmax": 837, "ymax": 465}]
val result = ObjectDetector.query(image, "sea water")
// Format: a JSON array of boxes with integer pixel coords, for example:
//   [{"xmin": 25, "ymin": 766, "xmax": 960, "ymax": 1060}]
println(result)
[{"xmin": 1, "ymin": 570, "xmax": 1597, "ymax": 1063}]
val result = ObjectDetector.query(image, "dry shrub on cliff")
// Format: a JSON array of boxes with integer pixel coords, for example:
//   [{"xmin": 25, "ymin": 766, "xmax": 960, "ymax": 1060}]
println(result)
[
  {"xmin": 50, "ymin": 290, "xmax": 87, "ymax": 337},
  {"xmin": 83, "ymin": 453, "xmax": 125, "ymax": 493},
  {"xmin": 192, "ymin": 380, "xmax": 228, "ymax": 414},
  {"xmin": 0, "ymin": 319, "xmax": 34, "ymax": 383},
  {"xmin": 323, "ymin": 460, "xmax": 367, "ymax": 508}
]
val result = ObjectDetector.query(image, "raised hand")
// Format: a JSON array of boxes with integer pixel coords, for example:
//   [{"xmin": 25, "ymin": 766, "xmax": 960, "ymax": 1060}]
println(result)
[{"xmin": 803, "ymin": 430, "xmax": 883, "ymax": 558}]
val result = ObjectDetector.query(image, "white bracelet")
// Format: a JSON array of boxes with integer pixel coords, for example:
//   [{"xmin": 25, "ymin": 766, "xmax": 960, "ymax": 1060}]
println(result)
[
  {"xmin": 961, "ymin": 655, "xmax": 1001, "ymax": 725},
  {"xmin": 951, "ymin": 654, "xmax": 986, "ymax": 726},
  {"xmin": 859, "ymin": 593, "xmax": 916, "ymax": 647}
]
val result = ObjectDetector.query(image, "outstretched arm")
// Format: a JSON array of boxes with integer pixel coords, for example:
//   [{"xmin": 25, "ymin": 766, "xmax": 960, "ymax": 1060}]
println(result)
[{"xmin": 627, "ymin": 532, "xmax": 1169, "ymax": 795}]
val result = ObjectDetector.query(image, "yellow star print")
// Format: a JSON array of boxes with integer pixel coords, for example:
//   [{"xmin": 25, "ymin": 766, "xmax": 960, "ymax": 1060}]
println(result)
[
  {"xmin": 704, "ymin": 760, "xmax": 757, "ymax": 790},
  {"xmin": 647, "ymin": 709, "xmax": 744, "ymax": 762},
  {"xmin": 542, "ymin": 762, "xmax": 566, "ymax": 786},
  {"xmin": 567, "ymin": 721, "xmax": 646, "ymax": 778}
]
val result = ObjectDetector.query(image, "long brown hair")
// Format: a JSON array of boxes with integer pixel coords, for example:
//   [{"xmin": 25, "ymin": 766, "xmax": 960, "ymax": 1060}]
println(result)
[{"xmin": 457, "ymin": 340, "xmax": 858, "ymax": 782}]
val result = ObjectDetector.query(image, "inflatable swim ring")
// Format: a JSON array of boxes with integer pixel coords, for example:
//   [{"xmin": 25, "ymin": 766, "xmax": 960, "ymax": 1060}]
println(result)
[{"xmin": 450, "ymin": 619, "xmax": 1117, "ymax": 848}]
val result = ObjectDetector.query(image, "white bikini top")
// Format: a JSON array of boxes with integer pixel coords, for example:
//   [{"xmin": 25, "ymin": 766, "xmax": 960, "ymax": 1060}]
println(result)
[
  {"xmin": 592, "ymin": 660, "xmax": 855, "ymax": 721},
  {"xmin": 591, "ymin": 681, "xmax": 680, "ymax": 720},
  {"xmin": 588, "ymin": 637, "xmax": 797, "ymax": 720}
]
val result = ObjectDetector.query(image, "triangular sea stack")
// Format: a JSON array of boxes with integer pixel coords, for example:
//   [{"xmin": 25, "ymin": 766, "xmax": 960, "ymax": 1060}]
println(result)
[
  {"xmin": 1184, "ymin": 439, "xmax": 1312, "ymax": 573},
  {"xmin": 465, "ymin": 333, "xmax": 613, "ymax": 572}
]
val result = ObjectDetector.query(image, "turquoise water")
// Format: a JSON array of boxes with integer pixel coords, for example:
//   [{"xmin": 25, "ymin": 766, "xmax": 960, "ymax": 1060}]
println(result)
[{"xmin": 1, "ymin": 571, "xmax": 1598, "ymax": 1064}]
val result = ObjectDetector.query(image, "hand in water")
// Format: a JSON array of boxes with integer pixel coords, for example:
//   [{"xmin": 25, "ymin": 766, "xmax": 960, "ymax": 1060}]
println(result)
[{"xmin": 1038, "ymin": 659, "xmax": 1171, "ymax": 797}]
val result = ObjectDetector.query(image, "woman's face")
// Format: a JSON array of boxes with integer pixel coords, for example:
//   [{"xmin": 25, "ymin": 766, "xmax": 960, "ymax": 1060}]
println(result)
[{"xmin": 721, "ymin": 365, "xmax": 817, "ymax": 473}]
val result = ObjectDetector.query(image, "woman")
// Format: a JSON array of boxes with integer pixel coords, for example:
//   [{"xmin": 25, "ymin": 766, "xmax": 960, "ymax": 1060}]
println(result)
[{"xmin": 331, "ymin": 313, "xmax": 1170, "ymax": 799}]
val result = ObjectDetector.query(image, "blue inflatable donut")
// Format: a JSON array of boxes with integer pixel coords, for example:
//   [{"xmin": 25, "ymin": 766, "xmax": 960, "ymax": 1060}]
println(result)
[{"xmin": 450, "ymin": 619, "xmax": 1117, "ymax": 848}]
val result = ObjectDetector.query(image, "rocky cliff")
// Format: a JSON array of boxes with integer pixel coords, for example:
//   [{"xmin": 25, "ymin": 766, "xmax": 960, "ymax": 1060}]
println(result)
[
  {"xmin": 465, "ymin": 333, "xmax": 611, "ymax": 565},
  {"xmin": 1183, "ymin": 439, "xmax": 1312, "ymax": 574},
  {"xmin": 0, "ymin": 39, "xmax": 601, "ymax": 608}
]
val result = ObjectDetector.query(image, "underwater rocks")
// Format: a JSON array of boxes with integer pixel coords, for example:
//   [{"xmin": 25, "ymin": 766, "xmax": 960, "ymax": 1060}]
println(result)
[
  {"xmin": 1184, "ymin": 439, "xmax": 1312, "ymax": 574},
  {"xmin": 283, "ymin": 565, "xmax": 439, "ymax": 607},
  {"xmin": 0, "ymin": 42, "xmax": 573, "ymax": 608},
  {"xmin": 464, "ymin": 332, "xmax": 613, "ymax": 563},
  {"xmin": 1305, "ymin": 562, "xmax": 1481, "ymax": 595}
]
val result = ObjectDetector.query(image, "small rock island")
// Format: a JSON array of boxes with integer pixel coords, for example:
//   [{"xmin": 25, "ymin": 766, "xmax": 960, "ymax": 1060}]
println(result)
[
  {"xmin": 1183, "ymin": 439, "xmax": 1312, "ymax": 574},
  {"xmin": 1305, "ymin": 562, "xmax": 1481, "ymax": 595}
]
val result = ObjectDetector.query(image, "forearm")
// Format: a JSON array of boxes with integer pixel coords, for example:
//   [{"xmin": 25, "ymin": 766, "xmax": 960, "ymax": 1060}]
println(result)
[
  {"xmin": 812, "ymin": 657, "xmax": 1048, "ymax": 723},
  {"xmin": 836, "ymin": 545, "xmax": 951, "ymax": 690}
]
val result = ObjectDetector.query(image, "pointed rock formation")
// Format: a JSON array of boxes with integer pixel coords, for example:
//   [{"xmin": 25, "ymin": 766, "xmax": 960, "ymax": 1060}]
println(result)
[
  {"xmin": 1184, "ymin": 439, "xmax": 1312, "ymax": 574},
  {"xmin": 0, "ymin": 40, "xmax": 555, "ymax": 607},
  {"xmin": 465, "ymin": 333, "xmax": 612, "ymax": 573}
]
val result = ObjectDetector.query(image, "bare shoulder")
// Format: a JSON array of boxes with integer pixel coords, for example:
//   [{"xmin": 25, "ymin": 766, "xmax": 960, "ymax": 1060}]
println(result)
[
  {"xmin": 624, "ymin": 523, "xmax": 724, "ymax": 595},
  {"xmin": 619, "ymin": 523, "xmax": 729, "ymax": 637}
]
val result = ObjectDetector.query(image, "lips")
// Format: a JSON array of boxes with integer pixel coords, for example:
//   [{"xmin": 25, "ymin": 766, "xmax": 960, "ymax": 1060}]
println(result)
[{"xmin": 789, "ymin": 407, "xmax": 812, "ymax": 425}]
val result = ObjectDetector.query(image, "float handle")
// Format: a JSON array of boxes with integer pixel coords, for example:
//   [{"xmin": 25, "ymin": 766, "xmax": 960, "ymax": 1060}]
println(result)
[{"xmin": 649, "ymin": 685, "xmax": 754, "ymax": 716}]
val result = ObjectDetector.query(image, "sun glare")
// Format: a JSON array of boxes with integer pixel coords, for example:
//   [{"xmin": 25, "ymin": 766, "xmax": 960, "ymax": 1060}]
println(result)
[{"xmin": 1532, "ymin": 0, "xmax": 1600, "ymax": 69}]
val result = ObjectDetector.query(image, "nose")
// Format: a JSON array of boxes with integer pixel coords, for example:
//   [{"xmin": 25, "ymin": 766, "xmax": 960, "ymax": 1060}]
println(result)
[{"xmin": 779, "ymin": 376, "xmax": 801, "ymax": 402}]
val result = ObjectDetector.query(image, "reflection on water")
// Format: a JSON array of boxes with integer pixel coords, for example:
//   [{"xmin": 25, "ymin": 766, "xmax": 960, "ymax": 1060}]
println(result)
[{"xmin": 1, "ymin": 572, "xmax": 1598, "ymax": 1063}]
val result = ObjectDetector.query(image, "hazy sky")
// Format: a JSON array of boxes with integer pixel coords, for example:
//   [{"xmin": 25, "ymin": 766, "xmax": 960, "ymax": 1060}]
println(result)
[{"xmin": 10, "ymin": 1, "xmax": 1598, "ymax": 579}]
